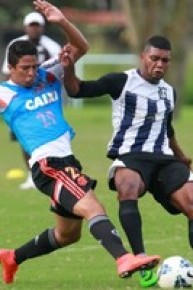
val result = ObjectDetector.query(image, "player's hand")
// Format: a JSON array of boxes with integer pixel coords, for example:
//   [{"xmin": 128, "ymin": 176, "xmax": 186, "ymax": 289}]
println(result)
[
  {"xmin": 33, "ymin": 0, "xmax": 64, "ymax": 23},
  {"xmin": 59, "ymin": 44, "xmax": 76, "ymax": 67}
]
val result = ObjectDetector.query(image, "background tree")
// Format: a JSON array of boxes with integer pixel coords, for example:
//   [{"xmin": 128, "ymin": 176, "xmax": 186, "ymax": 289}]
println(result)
[
  {"xmin": 118, "ymin": 0, "xmax": 193, "ymax": 108},
  {"xmin": 0, "ymin": 0, "xmax": 193, "ymax": 106}
]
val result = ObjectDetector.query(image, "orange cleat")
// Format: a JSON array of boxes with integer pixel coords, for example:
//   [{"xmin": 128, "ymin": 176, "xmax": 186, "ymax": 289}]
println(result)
[
  {"xmin": 0, "ymin": 249, "xmax": 18, "ymax": 284},
  {"xmin": 116, "ymin": 253, "xmax": 160, "ymax": 278},
  {"xmin": 136, "ymin": 254, "xmax": 161, "ymax": 270}
]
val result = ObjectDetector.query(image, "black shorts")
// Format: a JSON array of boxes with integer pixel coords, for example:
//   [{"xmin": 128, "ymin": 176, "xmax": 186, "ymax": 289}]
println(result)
[
  {"xmin": 111, "ymin": 152, "xmax": 190, "ymax": 214},
  {"xmin": 31, "ymin": 155, "xmax": 97, "ymax": 219}
]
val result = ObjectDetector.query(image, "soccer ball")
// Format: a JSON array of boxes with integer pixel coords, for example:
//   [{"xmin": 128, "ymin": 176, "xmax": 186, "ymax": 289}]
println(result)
[{"xmin": 157, "ymin": 256, "xmax": 193, "ymax": 288}]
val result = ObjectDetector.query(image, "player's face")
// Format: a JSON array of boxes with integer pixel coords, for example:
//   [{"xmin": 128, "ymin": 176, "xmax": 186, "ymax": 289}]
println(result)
[
  {"xmin": 140, "ymin": 46, "xmax": 171, "ymax": 83},
  {"xmin": 9, "ymin": 55, "xmax": 38, "ymax": 87},
  {"xmin": 25, "ymin": 23, "xmax": 44, "ymax": 41}
]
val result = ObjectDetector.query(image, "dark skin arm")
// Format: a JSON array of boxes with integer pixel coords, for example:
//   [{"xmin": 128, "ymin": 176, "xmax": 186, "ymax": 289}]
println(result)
[
  {"xmin": 60, "ymin": 44, "xmax": 81, "ymax": 93},
  {"xmin": 34, "ymin": 0, "xmax": 89, "ymax": 61},
  {"xmin": 169, "ymin": 136, "xmax": 192, "ymax": 169},
  {"xmin": 167, "ymin": 108, "xmax": 192, "ymax": 169}
]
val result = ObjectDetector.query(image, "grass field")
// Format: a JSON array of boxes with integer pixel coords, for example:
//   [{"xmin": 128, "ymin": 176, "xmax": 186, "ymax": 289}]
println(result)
[{"xmin": 0, "ymin": 104, "xmax": 192, "ymax": 290}]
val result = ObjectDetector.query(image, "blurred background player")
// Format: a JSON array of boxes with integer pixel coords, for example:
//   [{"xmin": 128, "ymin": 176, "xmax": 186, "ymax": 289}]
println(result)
[{"xmin": 1, "ymin": 11, "xmax": 61, "ymax": 190}]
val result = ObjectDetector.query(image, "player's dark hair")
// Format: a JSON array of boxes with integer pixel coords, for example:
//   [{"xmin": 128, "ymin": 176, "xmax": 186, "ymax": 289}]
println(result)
[
  {"xmin": 8, "ymin": 40, "xmax": 37, "ymax": 67},
  {"xmin": 143, "ymin": 35, "xmax": 171, "ymax": 51}
]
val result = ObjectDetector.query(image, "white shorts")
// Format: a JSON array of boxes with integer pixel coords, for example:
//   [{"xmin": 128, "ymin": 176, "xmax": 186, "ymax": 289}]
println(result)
[{"xmin": 108, "ymin": 159, "xmax": 126, "ymax": 182}]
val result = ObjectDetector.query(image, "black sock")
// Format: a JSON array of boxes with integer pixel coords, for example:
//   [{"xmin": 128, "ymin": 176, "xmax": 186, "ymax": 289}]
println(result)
[
  {"xmin": 89, "ymin": 215, "xmax": 127, "ymax": 259},
  {"xmin": 188, "ymin": 219, "xmax": 193, "ymax": 249},
  {"xmin": 119, "ymin": 200, "xmax": 145, "ymax": 255},
  {"xmin": 15, "ymin": 228, "xmax": 61, "ymax": 264}
]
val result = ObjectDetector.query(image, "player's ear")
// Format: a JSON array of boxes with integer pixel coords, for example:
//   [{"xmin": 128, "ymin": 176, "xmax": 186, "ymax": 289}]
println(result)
[
  {"xmin": 140, "ymin": 51, "xmax": 145, "ymax": 60},
  {"xmin": 8, "ymin": 64, "xmax": 14, "ymax": 71}
]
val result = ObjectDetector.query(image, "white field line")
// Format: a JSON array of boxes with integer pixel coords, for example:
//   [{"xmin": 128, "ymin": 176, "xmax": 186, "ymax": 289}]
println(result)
[{"xmin": 56, "ymin": 235, "xmax": 183, "ymax": 254}]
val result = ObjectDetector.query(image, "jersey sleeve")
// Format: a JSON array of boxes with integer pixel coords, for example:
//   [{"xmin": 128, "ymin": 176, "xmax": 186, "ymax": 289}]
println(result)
[
  {"xmin": 0, "ymin": 84, "xmax": 16, "ymax": 113},
  {"xmin": 41, "ymin": 57, "xmax": 64, "ymax": 82},
  {"xmin": 72, "ymin": 72, "xmax": 127, "ymax": 100}
]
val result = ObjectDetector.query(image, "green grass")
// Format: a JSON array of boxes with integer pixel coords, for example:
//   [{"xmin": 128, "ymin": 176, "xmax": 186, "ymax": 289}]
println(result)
[{"xmin": 0, "ymin": 105, "xmax": 192, "ymax": 289}]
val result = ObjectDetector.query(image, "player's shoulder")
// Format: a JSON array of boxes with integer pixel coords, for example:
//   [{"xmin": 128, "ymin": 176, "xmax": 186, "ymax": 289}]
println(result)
[
  {"xmin": 0, "ymin": 82, "xmax": 16, "ymax": 92},
  {"xmin": 124, "ymin": 68, "xmax": 137, "ymax": 75},
  {"xmin": 123, "ymin": 68, "xmax": 142, "ymax": 84},
  {"xmin": 0, "ymin": 82, "xmax": 17, "ymax": 108}
]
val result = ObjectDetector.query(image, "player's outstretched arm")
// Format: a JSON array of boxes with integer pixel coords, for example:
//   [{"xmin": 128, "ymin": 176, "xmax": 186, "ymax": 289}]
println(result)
[
  {"xmin": 33, "ymin": 0, "xmax": 89, "ymax": 61},
  {"xmin": 60, "ymin": 44, "xmax": 81, "ymax": 96}
]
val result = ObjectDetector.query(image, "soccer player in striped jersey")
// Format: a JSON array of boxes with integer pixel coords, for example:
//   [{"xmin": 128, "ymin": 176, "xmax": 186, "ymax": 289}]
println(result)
[
  {"xmin": 0, "ymin": 0, "xmax": 160, "ymax": 285},
  {"xmin": 63, "ymin": 35, "xmax": 193, "ymax": 287}
]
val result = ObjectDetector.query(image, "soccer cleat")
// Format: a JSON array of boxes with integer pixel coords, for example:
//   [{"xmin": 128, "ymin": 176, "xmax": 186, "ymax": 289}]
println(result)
[
  {"xmin": 116, "ymin": 253, "xmax": 160, "ymax": 278},
  {"xmin": 139, "ymin": 269, "xmax": 158, "ymax": 288},
  {"xmin": 0, "ymin": 249, "xmax": 18, "ymax": 284},
  {"xmin": 136, "ymin": 254, "xmax": 160, "ymax": 270}
]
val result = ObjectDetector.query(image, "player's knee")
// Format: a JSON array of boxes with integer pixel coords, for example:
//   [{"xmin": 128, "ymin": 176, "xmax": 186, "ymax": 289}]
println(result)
[
  {"xmin": 55, "ymin": 229, "xmax": 81, "ymax": 247},
  {"xmin": 116, "ymin": 180, "xmax": 139, "ymax": 200},
  {"xmin": 59, "ymin": 231, "xmax": 81, "ymax": 246},
  {"xmin": 186, "ymin": 207, "xmax": 193, "ymax": 220},
  {"xmin": 186, "ymin": 200, "xmax": 193, "ymax": 219},
  {"xmin": 186, "ymin": 196, "xmax": 193, "ymax": 219},
  {"xmin": 74, "ymin": 191, "xmax": 106, "ymax": 220},
  {"xmin": 115, "ymin": 169, "xmax": 142, "ymax": 199},
  {"xmin": 171, "ymin": 190, "xmax": 193, "ymax": 219}
]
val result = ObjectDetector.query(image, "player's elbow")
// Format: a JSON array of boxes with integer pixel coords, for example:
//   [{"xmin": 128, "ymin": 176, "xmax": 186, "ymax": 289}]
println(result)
[
  {"xmin": 75, "ymin": 42, "xmax": 90, "ymax": 61},
  {"xmin": 82, "ymin": 41, "xmax": 90, "ymax": 55}
]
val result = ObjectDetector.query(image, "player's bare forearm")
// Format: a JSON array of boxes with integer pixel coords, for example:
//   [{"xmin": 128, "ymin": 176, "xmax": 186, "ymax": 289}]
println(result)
[
  {"xmin": 58, "ymin": 18, "xmax": 89, "ymax": 60},
  {"xmin": 64, "ymin": 65, "xmax": 81, "ymax": 96},
  {"xmin": 169, "ymin": 136, "xmax": 192, "ymax": 168},
  {"xmin": 60, "ymin": 44, "xmax": 81, "ymax": 96},
  {"xmin": 33, "ymin": 0, "xmax": 89, "ymax": 60}
]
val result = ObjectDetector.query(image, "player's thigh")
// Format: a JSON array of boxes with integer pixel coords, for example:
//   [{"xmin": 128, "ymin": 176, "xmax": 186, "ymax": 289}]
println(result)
[
  {"xmin": 115, "ymin": 167, "xmax": 144, "ymax": 195},
  {"xmin": 170, "ymin": 182, "xmax": 193, "ymax": 218},
  {"xmin": 73, "ymin": 189, "xmax": 106, "ymax": 220}
]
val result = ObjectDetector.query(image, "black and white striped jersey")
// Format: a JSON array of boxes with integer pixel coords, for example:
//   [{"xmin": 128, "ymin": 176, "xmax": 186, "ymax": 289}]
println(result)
[{"xmin": 72, "ymin": 68, "xmax": 176, "ymax": 159}]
